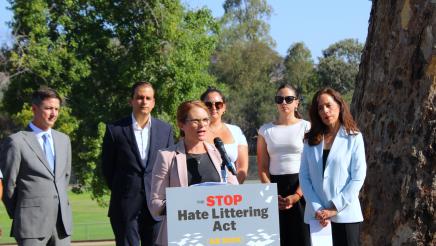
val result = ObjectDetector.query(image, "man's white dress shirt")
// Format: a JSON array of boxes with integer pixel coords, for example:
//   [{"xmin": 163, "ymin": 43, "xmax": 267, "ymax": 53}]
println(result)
[{"xmin": 132, "ymin": 114, "xmax": 152, "ymax": 166}]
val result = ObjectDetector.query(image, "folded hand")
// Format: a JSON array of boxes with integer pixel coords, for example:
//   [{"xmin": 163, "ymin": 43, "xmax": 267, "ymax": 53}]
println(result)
[{"xmin": 315, "ymin": 208, "xmax": 338, "ymax": 227}]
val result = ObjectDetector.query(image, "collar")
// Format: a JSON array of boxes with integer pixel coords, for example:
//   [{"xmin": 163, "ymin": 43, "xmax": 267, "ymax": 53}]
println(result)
[
  {"xmin": 175, "ymin": 139, "xmax": 216, "ymax": 154},
  {"xmin": 337, "ymin": 125, "xmax": 358, "ymax": 137},
  {"xmin": 29, "ymin": 122, "xmax": 52, "ymax": 138},
  {"xmin": 131, "ymin": 113, "xmax": 152, "ymax": 130}
]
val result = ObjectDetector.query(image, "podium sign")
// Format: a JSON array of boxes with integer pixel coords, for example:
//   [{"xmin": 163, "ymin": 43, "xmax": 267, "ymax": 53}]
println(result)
[{"xmin": 166, "ymin": 183, "xmax": 280, "ymax": 246}]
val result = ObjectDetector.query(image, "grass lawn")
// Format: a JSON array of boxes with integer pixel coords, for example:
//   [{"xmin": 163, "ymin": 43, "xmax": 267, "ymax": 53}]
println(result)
[{"xmin": 0, "ymin": 191, "xmax": 114, "ymax": 243}]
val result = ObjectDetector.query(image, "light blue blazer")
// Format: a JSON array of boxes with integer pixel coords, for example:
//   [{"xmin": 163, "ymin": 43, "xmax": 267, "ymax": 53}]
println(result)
[{"xmin": 299, "ymin": 126, "xmax": 366, "ymax": 223}]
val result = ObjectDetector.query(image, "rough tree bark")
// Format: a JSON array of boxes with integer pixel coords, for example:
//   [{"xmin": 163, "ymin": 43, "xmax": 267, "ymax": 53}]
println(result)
[{"xmin": 352, "ymin": 0, "xmax": 435, "ymax": 245}]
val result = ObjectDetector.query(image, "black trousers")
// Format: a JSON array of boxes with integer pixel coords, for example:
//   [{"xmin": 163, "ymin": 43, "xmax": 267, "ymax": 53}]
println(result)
[
  {"xmin": 331, "ymin": 222, "xmax": 361, "ymax": 246},
  {"xmin": 110, "ymin": 195, "xmax": 159, "ymax": 246},
  {"xmin": 271, "ymin": 174, "xmax": 311, "ymax": 246}
]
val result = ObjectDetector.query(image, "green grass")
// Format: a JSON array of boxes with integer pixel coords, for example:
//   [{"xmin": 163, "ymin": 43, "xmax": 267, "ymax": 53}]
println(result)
[{"xmin": 0, "ymin": 191, "xmax": 114, "ymax": 243}]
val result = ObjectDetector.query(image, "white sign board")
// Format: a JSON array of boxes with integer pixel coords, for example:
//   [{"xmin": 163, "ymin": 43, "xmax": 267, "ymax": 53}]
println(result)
[{"xmin": 166, "ymin": 183, "xmax": 280, "ymax": 246}]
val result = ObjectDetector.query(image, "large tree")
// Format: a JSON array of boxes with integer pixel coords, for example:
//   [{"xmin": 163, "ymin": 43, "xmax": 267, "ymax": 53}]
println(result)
[
  {"xmin": 283, "ymin": 42, "xmax": 316, "ymax": 114},
  {"xmin": 219, "ymin": 0, "xmax": 273, "ymax": 47},
  {"xmin": 212, "ymin": 41, "xmax": 281, "ymax": 144},
  {"xmin": 2, "ymin": 0, "xmax": 219, "ymax": 203},
  {"xmin": 283, "ymin": 42, "xmax": 315, "ymax": 93},
  {"xmin": 351, "ymin": 0, "xmax": 435, "ymax": 245},
  {"xmin": 317, "ymin": 38, "xmax": 363, "ymax": 101},
  {"xmin": 211, "ymin": 0, "xmax": 281, "ymax": 151}
]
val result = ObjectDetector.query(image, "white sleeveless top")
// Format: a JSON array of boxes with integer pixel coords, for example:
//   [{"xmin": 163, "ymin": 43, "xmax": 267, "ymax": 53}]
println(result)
[
  {"xmin": 223, "ymin": 123, "xmax": 248, "ymax": 163},
  {"xmin": 258, "ymin": 120, "xmax": 310, "ymax": 175}
]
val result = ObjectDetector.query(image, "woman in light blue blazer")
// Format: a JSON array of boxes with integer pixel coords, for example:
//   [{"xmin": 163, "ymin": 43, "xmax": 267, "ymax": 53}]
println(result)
[{"xmin": 299, "ymin": 88, "xmax": 366, "ymax": 246}]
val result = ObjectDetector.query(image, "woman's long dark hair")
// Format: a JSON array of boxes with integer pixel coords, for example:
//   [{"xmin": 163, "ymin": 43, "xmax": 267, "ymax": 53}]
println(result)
[
  {"xmin": 200, "ymin": 86, "xmax": 226, "ymax": 103},
  {"xmin": 305, "ymin": 88, "xmax": 359, "ymax": 146},
  {"xmin": 276, "ymin": 84, "xmax": 302, "ymax": 119}
]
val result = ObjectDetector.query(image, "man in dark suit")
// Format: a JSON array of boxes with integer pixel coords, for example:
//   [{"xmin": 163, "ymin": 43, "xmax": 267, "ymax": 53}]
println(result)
[
  {"xmin": 102, "ymin": 81, "xmax": 174, "ymax": 246},
  {"xmin": 0, "ymin": 87, "xmax": 72, "ymax": 245}
]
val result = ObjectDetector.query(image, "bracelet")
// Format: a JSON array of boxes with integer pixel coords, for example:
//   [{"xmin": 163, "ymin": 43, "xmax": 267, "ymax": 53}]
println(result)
[{"xmin": 295, "ymin": 191, "xmax": 303, "ymax": 199}]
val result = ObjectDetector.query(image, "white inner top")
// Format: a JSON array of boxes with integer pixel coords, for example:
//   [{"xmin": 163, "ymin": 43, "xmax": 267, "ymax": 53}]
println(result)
[
  {"xmin": 258, "ymin": 120, "xmax": 310, "ymax": 175},
  {"xmin": 223, "ymin": 123, "xmax": 248, "ymax": 163}
]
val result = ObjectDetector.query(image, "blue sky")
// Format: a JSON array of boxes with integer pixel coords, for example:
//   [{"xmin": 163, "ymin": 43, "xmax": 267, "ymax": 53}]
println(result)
[{"xmin": 0, "ymin": 0, "xmax": 372, "ymax": 62}]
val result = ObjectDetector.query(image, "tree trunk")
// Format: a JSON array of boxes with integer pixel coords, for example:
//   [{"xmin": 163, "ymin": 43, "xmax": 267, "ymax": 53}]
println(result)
[{"xmin": 351, "ymin": 0, "xmax": 435, "ymax": 245}]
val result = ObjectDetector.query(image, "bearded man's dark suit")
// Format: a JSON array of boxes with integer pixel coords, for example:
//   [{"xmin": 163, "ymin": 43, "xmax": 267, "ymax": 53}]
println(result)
[{"xmin": 102, "ymin": 116, "xmax": 174, "ymax": 246}]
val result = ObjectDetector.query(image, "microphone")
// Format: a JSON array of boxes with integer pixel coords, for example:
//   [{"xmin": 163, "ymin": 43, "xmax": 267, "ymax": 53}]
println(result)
[{"xmin": 213, "ymin": 137, "xmax": 237, "ymax": 176}]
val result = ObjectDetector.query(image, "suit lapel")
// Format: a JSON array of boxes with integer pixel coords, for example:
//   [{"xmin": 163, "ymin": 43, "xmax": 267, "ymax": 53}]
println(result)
[
  {"xmin": 146, "ymin": 117, "xmax": 158, "ymax": 172},
  {"xmin": 314, "ymin": 139, "xmax": 324, "ymax": 176},
  {"xmin": 325, "ymin": 126, "xmax": 346, "ymax": 169},
  {"xmin": 122, "ymin": 120, "xmax": 143, "ymax": 170},
  {"xmin": 52, "ymin": 131, "xmax": 63, "ymax": 178},
  {"xmin": 175, "ymin": 141, "xmax": 188, "ymax": 187},
  {"xmin": 21, "ymin": 130, "xmax": 54, "ymax": 176}
]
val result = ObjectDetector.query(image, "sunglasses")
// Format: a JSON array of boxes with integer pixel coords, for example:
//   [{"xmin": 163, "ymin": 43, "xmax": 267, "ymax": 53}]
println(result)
[
  {"xmin": 204, "ymin": 101, "xmax": 224, "ymax": 110},
  {"xmin": 275, "ymin": 96, "xmax": 297, "ymax": 104}
]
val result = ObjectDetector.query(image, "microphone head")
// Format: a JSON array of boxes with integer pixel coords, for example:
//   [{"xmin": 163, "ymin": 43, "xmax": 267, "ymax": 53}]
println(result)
[{"xmin": 213, "ymin": 137, "xmax": 224, "ymax": 146}]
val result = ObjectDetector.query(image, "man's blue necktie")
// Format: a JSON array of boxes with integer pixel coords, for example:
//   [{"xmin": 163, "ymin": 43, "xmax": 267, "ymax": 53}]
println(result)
[{"xmin": 42, "ymin": 133, "xmax": 55, "ymax": 172}]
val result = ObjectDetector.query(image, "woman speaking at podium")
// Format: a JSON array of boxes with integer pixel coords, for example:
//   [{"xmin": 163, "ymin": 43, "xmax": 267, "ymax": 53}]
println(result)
[{"xmin": 150, "ymin": 100, "xmax": 238, "ymax": 245}]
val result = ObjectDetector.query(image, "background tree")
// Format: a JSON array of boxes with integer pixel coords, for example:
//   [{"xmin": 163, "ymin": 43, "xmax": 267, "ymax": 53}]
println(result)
[
  {"xmin": 0, "ymin": 46, "xmax": 21, "ymax": 140},
  {"xmin": 1, "ymin": 0, "xmax": 220, "ymax": 204},
  {"xmin": 284, "ymin": 42, "xmax": 315, "ymax": 92},
  {"xmin": 1, "ymin": 0, "xmax": 85, "ymax": 155},
  {"xmin": 211, "ymin": 0, "xmax": 281, "ymax": 152},
  {"xmin": 351, "ymin": 1, "xmax": 435, "ymax": 245},
  {"xmin": 283, "ymin": 42, "xmax": 316, "ymax": 114},
  {"xmin": 212, "ymin": 41, "xmax": 281, "ymax": 147},
  {"xmin": 317, "ymin": 38, "xmax": 363, "ymax": 102},
  {"xmin": 219, "ymin": 0, "xmax": 274, "ymax": 47}
]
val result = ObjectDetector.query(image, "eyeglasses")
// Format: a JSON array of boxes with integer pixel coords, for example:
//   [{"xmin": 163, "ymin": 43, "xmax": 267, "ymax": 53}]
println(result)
[
  {"xmin": 204, "ymin": 101, "xmax": 224, "ymax": 110},
  {"xmin": 275, "ymin": 96, "xmax": 297, "ymax": 104},
  {"xmin": 185, "ymin": 117, "xmax": 210, "ymax": 126}
]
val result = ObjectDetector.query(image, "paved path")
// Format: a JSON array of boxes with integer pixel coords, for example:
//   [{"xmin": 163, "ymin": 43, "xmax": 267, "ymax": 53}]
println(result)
[
  {"xmin": 72, "ymin": 241, "xmax": 115, "ymax": 246},
  {"xmin": 0, "ymin": 240, "xmax": 115, "ymax": 246}
]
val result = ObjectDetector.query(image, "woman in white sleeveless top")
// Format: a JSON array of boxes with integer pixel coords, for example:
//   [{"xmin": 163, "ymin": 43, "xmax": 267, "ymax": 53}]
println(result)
[
  {"xmin": 200, "ymin": 87, "xmax": 249, "ymax": 183},
  {"xmin": 257, "ymin": 84, "xmax": 311, "ymax": 246}
]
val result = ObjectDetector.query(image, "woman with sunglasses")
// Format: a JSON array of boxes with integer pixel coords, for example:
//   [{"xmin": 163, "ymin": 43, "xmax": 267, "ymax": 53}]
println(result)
[
  {"xmin": 257, "ymin": 84, "xmax": 311, "ymax": 246},
  {"xmin": 150, "ymin": 100, "xmax": 238, "ymax": 245},
  {"xmin": 299, "ymin": 88, "xmax": 366, "ymax": 246},
  {"xmin": 200, "ymin": 87, "xmax": 249, "ymax": 184}
]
